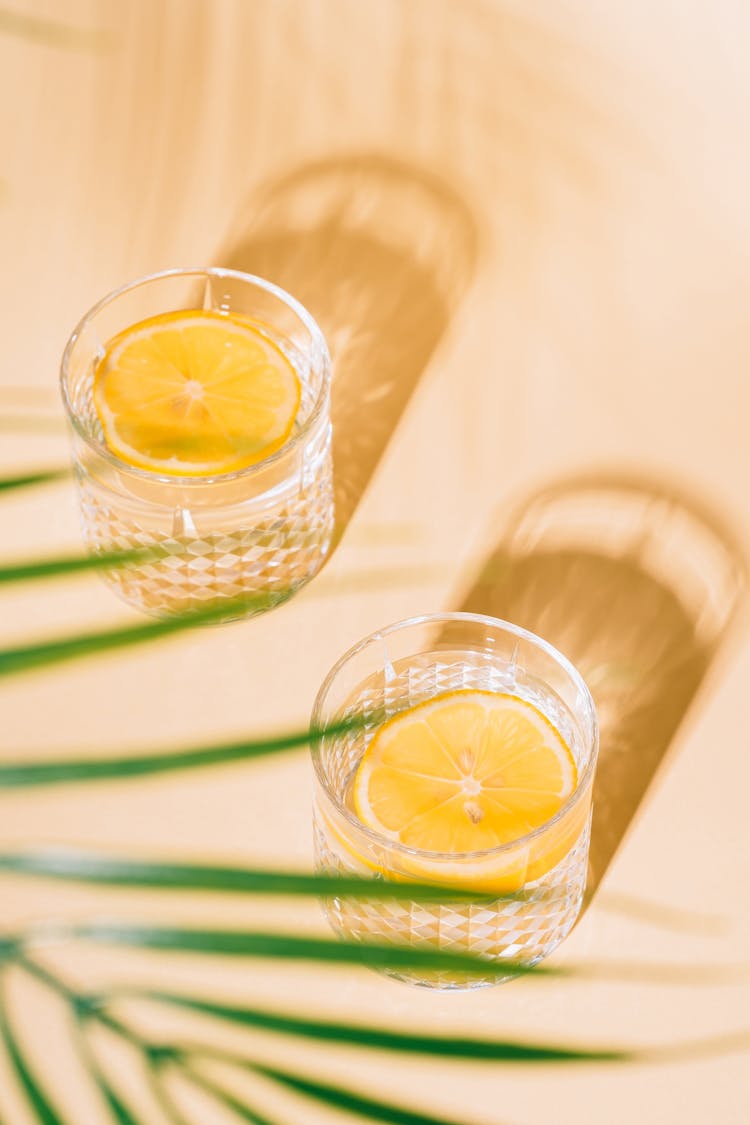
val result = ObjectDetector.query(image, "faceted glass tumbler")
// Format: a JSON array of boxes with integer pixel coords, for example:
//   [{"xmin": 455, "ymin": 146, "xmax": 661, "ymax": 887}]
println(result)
[
  {"xmin": 311, "ymin": 612, "xmax": 599, "ymax": 989},
  {"xmin": 60, "ymin": 268, "xmax": 334, "ymax": 617}
]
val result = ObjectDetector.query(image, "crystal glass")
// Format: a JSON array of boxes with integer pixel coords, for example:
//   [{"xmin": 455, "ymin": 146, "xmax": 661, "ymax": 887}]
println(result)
[
  {"xmin": 60, "ymin": 268, "xmax": 333, "ymax": 617},
  {"xmin": 311, "ymin": 612, "xmax": 598, "ymax": 989}
]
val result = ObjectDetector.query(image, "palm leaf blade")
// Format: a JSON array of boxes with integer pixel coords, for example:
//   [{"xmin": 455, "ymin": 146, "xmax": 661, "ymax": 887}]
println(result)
[
  {"xmin": 0, "ymin": 592, "xmax": 285, "ymax": 679},
  {"xmin": 181, "ymin": 1068, "xmax": 284, "ymax": 1125},
  {"xmin": 147, "ymin": 990, "xmax": 624, "ymax": 1062},
  {"xmin": 0, "ymin": 548, "xmax": 162, "ymax": 586},
  {"xmin": 0, "ymin": 469, "xmax": 67, "ymax": 494},
  {"xmin": 249, "ymin": 1061, "xmax": 487, "ymax": 1125},
  {"xmin": 0, "ymin": 849, "xmax": 486, "ymax": 903},
  {"xmin": 68, "ymin": 922, "xmax": 546, "ymax": 977},
  {"xmin": 0, "ymin": 999, "xmax": 68, "ymax": 1125},
  {"xmin": 0, "ymin": 733, "xmax": 310, "ymax": 786},
  {"xmin": 93, "ymin": 1079, "xmax": 144, "ymax": 1125},
  {"xmin": 0, "ymin": 713, "xmax": 363, "ymax": 787}
]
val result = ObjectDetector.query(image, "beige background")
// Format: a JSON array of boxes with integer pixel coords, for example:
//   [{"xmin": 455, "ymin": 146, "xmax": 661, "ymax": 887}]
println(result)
[{"xmin": 1, "ymin": 1, "xmax": 749, "ymax": 1123}]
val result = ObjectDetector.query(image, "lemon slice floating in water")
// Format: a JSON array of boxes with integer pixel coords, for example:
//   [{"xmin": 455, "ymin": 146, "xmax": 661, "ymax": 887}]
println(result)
[
  {"xmin": 93, "ymin": 309, "xmax": 301, "ymax": 476},
  {"xmin": 352, "ymin": 689, "xmax": 578, "ymax": 888}
]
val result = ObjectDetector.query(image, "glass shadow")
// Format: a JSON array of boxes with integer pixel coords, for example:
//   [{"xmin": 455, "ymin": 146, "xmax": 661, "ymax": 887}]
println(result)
[
  {"xmin": 217, "ymin": 153, "xmax": 478, "ymax": 542},
  {"xmin": 454, "ymin": 473, "xmax": 746, "ymax": 896}
]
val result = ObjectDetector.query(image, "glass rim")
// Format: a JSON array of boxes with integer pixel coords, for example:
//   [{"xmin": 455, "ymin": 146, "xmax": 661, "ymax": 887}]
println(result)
[
  {"xmin": 310, "ymin": 611, "xmax": 599, "ymax": 862},
  {"xmin": 59, "ymin": 266, "xmax": 332, "ymax": 486}
]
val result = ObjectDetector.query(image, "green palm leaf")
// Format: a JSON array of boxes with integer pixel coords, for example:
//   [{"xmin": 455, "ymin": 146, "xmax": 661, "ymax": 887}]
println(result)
[
  {"xmin": 67, "ymin": 922, "xmax": 547, "ymax": 978},
  {"xmin": 0, "ymin": 452, "xmax": 709, "ymax": 1125},
  {"xmin": 0, "ymin": 553, "xmax": 435, "ymax": 591},
  {"xmin": 0, "ymin": 547, "xmax": 161, "ymax": 585},
  {"xmin": 0, "ymin": 717, "xmax": 359, "ymax": 788},
  {"xmin": 180, "ymin": 1069, "xmax": 285, "ymax": 1125},
  {"xmin": 89, "ymin": 1074, "xmax": 143, "ymax": 1125},
  {"xmin": 146, "ymin": 990, "xmax": 628, "ymax": 1062},
  {"xmin": 69, "ymin": 1020, "xmax": 145, "ymax": 1125},
  {"xmin": 0, "ymin": 469, "xmax": 67, "ymax": 494},
  {"xmin": 0, "ymin": 734, "xmax": 308, "ymax": 787},
  {"xmin": 222, "ymin": 1057, "xmax": 490, "ymax": 1125},
  {"xmin": 0, "ymin": 850, "xmax": 487, "ymax": 903},
  {"xmin": 0, "ymin": 591, "xmax": 285, "ymax": 679},
  {"xmin": 144, "ymin": 1068, "xmax": 194, "ymax": 1125},
  {"xmin": 0, "ymin": 997, "xmax": 69, "ymax": 1125}
]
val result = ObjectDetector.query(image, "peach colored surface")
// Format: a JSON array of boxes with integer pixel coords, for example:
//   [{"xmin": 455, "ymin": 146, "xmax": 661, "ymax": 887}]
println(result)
[{"xmin": 1, "ymin": 2, "xmax": 748, "ymax": 1123}]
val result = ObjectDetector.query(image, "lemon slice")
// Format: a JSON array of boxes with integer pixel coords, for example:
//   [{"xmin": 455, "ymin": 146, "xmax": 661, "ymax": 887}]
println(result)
[
  {"xmin": 93, "ymin": 309, "xmax": 301, "ymax": 476},
  {"xmin": 352, "ymin": 689, "xmax": 577, "ymax": 886}
]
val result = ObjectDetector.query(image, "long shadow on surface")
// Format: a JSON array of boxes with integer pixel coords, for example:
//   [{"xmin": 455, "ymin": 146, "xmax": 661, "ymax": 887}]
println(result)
[
  {"xmin": 217, "ymin": 154, "xmax": 478, "ymax": 543},
  {"xmin": 455, "ymin": 473, "xmax": 746, "ymax": 896}
]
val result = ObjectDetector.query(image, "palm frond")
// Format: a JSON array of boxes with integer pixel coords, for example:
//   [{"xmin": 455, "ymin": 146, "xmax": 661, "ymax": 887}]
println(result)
[
  {"xmin": 145, "ymin": 991, "xmax": 629, "ymax": 1062},
  {"xmin": 179, "ymin": 1068, "xmax": 285, "ymax": 1125},
  {"xmin": 91, "ymin": 1080, "xmax": 142, "ymax": 1125},
  {"xmin": 0, "ymin": 850, "xmax": 487, "ymax": 903},
  {"xmin": 211, "ymin": 1055, "xmax": 488, "ymax": 1125},
  {"xmin": 0, "ymin": 456, "xmax": 712, "ymax": 1125},
  {"xmin": 0, "ymin": 716, "xmax": 357, "ymax": 787},
  {"xmin": 0, "ymin": 547, "xmax": 163, "ymax": 586},
  {"xmin": 144, "ymin": 1066, "xmax": 194, "ymax": 1125},
  {"xmin": 0, "ymin": 995, "xmax": 67, "ymax": 1125},
  {"xmin": 0, "ymin": 469, "xmax": 67, "ymax": 494},
  {"xmin": 0, "ymin": 591, "xmax": 284, "ymax": 679},
  {"xmin": 63, "ymin": 922, "xmax": 549, "ymax": 979},
  {"xmin": 70, "ymin": 1011, "xmax": 149, "ymax": 1125}
]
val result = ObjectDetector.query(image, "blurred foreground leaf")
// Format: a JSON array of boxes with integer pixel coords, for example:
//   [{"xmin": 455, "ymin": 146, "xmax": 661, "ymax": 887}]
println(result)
[
  {"xmin": 0, "ymin": 998, "xmax": 66, "ymax": 1125},
  {"xmin": 0, "ymin": 469, "xmax": 67, "ymax": 494},
  {"xmin": 0, "ymin": 547, "xmax": 161, "ymax": 585},
  {"xmin": 63, "ymin": 922, "xmax": 550, "ymax": 979},
  {"xmin": 0, "ymin": 849, "xmax": 489, "ymax": 903},
  {"xmin": 0, "ymin": 713, "xmax": 361, "ymax": 787},
  {"xmin": 89, "ymin": 1073, "xmax": 143, "ymax": 1125},
  {"xmin": 206, "ymin": 1056, "xmax": 487, "ymax": 1125},
  {"xmin": 0, "ymin": 592, "xmax": 285, "ymax": 679},
  {"xmin": 148, "ymin": 990, "xmax": 628, "ymax": 1062},
  {"xmin": 179, "ymin": 1070, "xmax": 287, "ymax": 1125}
]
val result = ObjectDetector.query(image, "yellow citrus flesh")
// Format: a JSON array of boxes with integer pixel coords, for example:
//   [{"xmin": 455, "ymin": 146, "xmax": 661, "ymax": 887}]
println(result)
[
  {"xmin": 93, "ymin": 309, "xmax": 301, "ymax": 476},
  {"xmin": 352, "ymin": 689, "xmax": 578, "ymax": 890}
]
